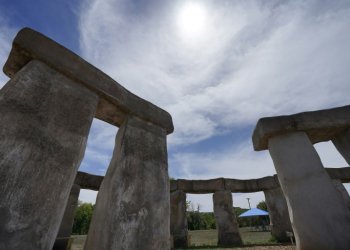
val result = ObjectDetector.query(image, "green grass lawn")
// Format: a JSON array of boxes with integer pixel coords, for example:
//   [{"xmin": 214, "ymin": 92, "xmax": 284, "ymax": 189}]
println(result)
[
  {"xmin": 70, "ymin": 227, "xmax": 277, "ymax": 249},
  {"xmin": 188, "ymin": 227, "xmax": 272, "ymax": 246}
]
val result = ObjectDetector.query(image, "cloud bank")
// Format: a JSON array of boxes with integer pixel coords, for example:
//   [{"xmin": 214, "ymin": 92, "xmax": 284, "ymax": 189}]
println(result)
[{"xmin": 78, "ymin": 0, "xmax": 350, "ymax": 146}]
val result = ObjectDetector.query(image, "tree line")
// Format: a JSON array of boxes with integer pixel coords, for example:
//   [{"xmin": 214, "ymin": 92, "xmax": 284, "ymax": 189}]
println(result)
[{"xmin": 72, "ymin": 200, "xmax": 269, "ymax": 234}]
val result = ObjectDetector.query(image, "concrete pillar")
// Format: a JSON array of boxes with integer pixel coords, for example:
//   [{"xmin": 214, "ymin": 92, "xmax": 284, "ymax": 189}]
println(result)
[
  {"xmin": 53, "ymin": 184, "xmax": 81, "ymax": 250},
  {"xmin": 268, "ymin": 131, "xmax": 350, "ymax": 249},
  {"xmin": 0, "ymin": 60, "xmax": 98, "ymax": 250},
  {"xmin": 332, "ymin": 179, "xmax": 350, "ymax": 209},
  {"xmin": 333, "ymin": 128, "xmax": 350, "ymax": 165},
  {"xmin": 170, "ymin": 190, "xmax": 188, "ymax": 248},
  {"xmin": 213, "ymin": 191, "xmax": 242, "ymax": 247},
  {"xmin": 332, "ymin": 129, "xmax": 350, "ymax": 208},
  {"xmin": 85, "ymin": 116, "xmax": 170, "ymax": 250},
  {"xmin": 263, "ymin": 187, "xmax": 292, "ymax": 242}
]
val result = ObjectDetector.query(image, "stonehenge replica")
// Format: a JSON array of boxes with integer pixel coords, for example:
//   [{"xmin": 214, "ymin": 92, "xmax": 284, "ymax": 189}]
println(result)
[{"xmin": 1, "ymin": 27, "xmax": 350, "ymax": 250}]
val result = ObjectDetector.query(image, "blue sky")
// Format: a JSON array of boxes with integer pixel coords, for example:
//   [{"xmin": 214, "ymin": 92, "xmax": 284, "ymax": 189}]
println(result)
[{"xmin": 1, "ymin": 0, "xmax": 350, "ymax": 211}]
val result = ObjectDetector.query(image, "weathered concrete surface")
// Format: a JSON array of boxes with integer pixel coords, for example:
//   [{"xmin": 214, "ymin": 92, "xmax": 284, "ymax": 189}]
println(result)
[
  {"xmin": 213, "ymin": 191, "xmax": 242, "ymax": 247},
  {"xmin": 0, "ymin": 60, "xmax": 98, "ymax": 250},
  {"xmin": 75, "ymin": 171, "xmax": 103, "ymax": 191},
  {"xmin": 332, "ymin": 179, "xmax": 350, "ymax": 209},
  {"xmin": 53, "ymin": 184, "xmax": 81, "ymax": 250},
  {"xmin": 269, "ymin": 132, "xmax": 350, "ymax": 250},
  {"xmin": 85, "ymin": 116, "xmax": 170, "ymax": 250},
  {"xmin": 264, "ymin": 187, "xmax": 292, "ymax": 242},
  {"xmin": 225, "ymin": 176, "xmax": 279, "ymax": 193},
  {"xmin": 253, "ymin": 105, "xmax": 350, "ymax": 150},
  {"xmin": 4, "ymin": 27, "xmax": 173, "ymax": 134},
  {"xmin": 170, "ymin": 190, "xmax": 188, "ymax": 248},
  {"xmin": 171, "ymin": 177, "xmax": 280, "ymax": 193}
]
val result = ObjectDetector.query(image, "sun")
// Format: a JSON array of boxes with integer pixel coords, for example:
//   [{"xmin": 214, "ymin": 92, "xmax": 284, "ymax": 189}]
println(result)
[{"xmin": 176, "ymin": 2, "xmax": 207, "ymax": 39}]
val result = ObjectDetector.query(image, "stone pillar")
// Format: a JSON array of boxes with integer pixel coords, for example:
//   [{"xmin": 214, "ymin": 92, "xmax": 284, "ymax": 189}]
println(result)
[
  {"xmin": 332, "ymin": 179, "xmax": 350, "ymax": 209},
  {"xmin": 85, "ymin": 116, "xmax": 170, "ymax": 250},
  {"xmin": 268, "ymin": 131, "xmax": 350, "ymax": 249},
  {"xmin": 170, "ymin": 190, "xmax": 188, "ymax": 248},
  {"xmin": 263, "ymin": 187, "xmax": 292, "ymax": 242},
  {"xmin": 213, "ymin": 191, "xmax": 242, "ymax": 247},
  {"xmin": 332, "ymin": 129, "xmax": 350, "ymax": 209},
  {"xmin": 333, "ymin": 129, "xmax": 350, "ymax": 165},
  {"xmin": 53, "ymin": 184, "xmax": 81, "ymax": 250},
  {"xmin": 0, "ymin": 60, "xmax": 98, "ymax": 250}
]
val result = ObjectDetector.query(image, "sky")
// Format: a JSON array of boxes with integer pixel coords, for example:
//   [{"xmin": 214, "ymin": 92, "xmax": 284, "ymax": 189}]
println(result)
[{"xmin": 1, "ymin": 0, "xmax": 350, "ymax": 211}]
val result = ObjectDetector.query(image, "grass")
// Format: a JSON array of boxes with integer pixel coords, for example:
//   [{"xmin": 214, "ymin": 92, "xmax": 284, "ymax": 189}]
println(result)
[
  {"xmin": 70, "ymin": 227, "xmax": 290, "ymax": 250},
  {"xmin": 188, "ymin": 227, "xmax": 273, "ymax": 247}
]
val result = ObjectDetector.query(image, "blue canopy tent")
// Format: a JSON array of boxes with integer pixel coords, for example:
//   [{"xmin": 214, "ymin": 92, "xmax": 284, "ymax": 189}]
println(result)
[
  {"xmin": 239, "ymin": 208, "xmax": 269, "ymax": 231},
  {"xmin": 238, "ymin": 208, "xmax": 269, "ymax": 217}
]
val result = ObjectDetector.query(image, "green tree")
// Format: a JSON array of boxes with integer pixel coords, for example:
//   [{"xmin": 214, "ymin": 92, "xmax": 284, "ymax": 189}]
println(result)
[
  {"xmin": 257, "ymin": 200, "xmax": 268, "ymax": 211},
  {"xmin": 72, "ymin": 202, "xmax": 94, "ymax": 235}
]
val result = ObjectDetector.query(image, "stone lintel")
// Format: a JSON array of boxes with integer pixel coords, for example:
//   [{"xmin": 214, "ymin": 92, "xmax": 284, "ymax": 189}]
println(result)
[
  {"xmin": 75, "ymin": 171, "xmax": 103, "ymax": 191},
  {"xmin": 170, "ymin": 180, "xmax": 178, "ymax": 192},
  {"xmin": 177, "ymin": 179, "xmax": 193, "ymax": 192},
  {"xmin": 76, "ymin": 167, "xmax": 350, "ymax": 193},
  {"xmin": 253, "ymin": 105, "xmax": 350, "ymax": 151},
  {"xmin": 3, "ymin": 28, "xmax": 174, "ymax": 134},
  {"xmin": 175, "ymin": 177, "xmax": 278, "ymax": 193},
  {"xmin": 225, "ymin": 176, "xmax": 279, "ymax": 193},
  {"xmin": 192, "ymin": 178, "xmax": 225, "ymax": 193}
]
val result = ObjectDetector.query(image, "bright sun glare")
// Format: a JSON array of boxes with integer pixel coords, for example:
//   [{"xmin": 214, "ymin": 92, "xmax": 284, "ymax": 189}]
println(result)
[{"xmin": 177, "ymin": 2, "xmax": 207, "ymax": 39}]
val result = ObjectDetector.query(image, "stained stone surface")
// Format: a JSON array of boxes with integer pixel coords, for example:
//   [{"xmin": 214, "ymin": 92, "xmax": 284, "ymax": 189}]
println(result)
[
  {"xmin": 0, "ymin": 60, "xmax": 98, "ymax": 250},
  {"xmin": 53, "ymin": 184, "xmax": 81, "ymax": 250},
  {"xmin": 84, "ymin": 116, "xmax": 170, "ymax": 250},
  {"xmin": 269, "ymin": 132, "xmax": 350, "ymax": 250},
  {"xmin": 264, "ymin": 187, "xmax": 292, "ymax": 242},
  {"xmin": 170, "ymin": 190, "xmax": 188, "ymax": 248},
  {"xmin": 213, "ymin": 191, "xmax": 242, "ymax": 247}
]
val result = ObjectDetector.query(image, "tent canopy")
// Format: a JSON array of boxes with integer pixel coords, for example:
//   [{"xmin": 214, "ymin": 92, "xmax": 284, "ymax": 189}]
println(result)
[{"xmin": 238, "ymin": 208, "xmax": 269, "ymax": 217}]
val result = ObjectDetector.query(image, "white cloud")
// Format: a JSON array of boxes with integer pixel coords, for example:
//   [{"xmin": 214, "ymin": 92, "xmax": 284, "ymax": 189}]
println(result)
[
  {"xmin": 78, "ymin": 0, "xmax": 350, "ymax": 146},
  {"xmin": 170, "ymin": 140, "xmax": 275, "ymax": 179},
  {"xmin": 79, "ymin": 189, "xmax": 98, "ymax": 204},
  {"xmin": 78, "ymin": 119, "xmax": 118, "ymax": 175},
  {"xmin": 77, "ymin": 0, "xmax": 350, "ymax": 208}
]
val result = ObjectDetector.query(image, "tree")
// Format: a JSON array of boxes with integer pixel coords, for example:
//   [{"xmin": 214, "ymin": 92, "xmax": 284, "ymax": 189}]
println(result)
[
  {"xmin": 186, "ymin": 201, "xmax": 216, "ymax": 230},
  {"xmin": 257, "ymin": 200, "xmax": 268, "ymax": 211},
  {"xmin": 72, "ymin": 202, "xmax": 94, "ymax": 235}
]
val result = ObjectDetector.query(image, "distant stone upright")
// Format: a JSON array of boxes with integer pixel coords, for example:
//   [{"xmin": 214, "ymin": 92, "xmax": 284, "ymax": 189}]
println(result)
[{"xmin": 0, "ymin": 27, "xmax": 173, "ymax": 250}]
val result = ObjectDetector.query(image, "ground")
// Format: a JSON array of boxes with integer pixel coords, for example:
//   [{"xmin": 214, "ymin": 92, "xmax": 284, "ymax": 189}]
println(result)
[{"xmin": 70, "ymin": 227, "xmax": 295, "ymax": 250}]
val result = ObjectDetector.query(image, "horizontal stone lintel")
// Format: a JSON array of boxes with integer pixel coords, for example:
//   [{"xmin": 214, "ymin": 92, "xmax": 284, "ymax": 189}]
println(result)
[
  {"xmin": 252, "ymin": 105, "xmax": 350, "ymax": 151},
  {"xmin": 76, "ymin": 167, "xmax": 350, "ymax": 192},
  {"xmin": 75, "ymin": 171, "xmax": 103, "ymax": 191},
  {"xmin": 3, "ymin": 28, "xmax": 173, "ymax": 134}
]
